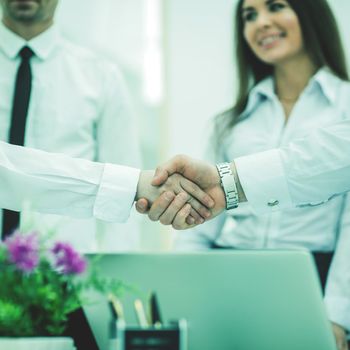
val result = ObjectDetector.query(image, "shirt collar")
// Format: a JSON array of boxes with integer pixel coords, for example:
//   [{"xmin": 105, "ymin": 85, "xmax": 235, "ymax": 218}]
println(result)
[
  {"xmin": 240, "ymin": 76, "xmax": 274, "ymax": 119},
  {"xmin": 0, "ymin": 21, "xmax": 60, "ymax": 60},
  {"xmin": 240, "ymin": 67, "xmax": 340, "ymax": 118},
  {"xmin": 311, "ymin": 67, "xmax": 339, "ymax": 105}
]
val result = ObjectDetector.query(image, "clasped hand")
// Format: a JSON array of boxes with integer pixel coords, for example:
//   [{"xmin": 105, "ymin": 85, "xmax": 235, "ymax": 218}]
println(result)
[{"xmin": 135, "ymin": 155, "xmax": 227, "ymax": 229}]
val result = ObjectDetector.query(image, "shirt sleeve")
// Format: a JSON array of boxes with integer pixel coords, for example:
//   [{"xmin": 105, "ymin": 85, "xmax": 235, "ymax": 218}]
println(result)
[
  {"xmin": 234, "ymin": 119, "xmax": 350, "ymax": 214},
  {"xmin": 324, "ymin": 194, "xmax": 350, "ymax": 331},
  {"xmin": 0, "ymin": 141, "xmax": 140, "ymax": 222}
]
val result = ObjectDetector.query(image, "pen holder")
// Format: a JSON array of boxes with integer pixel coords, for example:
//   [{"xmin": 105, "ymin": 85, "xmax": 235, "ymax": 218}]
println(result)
[{"xmin": 115, "ymin": 319, "xmax": 188, "ymax": 350}]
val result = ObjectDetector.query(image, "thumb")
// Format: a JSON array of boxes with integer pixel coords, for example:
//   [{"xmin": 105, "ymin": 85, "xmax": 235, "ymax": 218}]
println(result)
[
  {"xmin": 152, "ymin": 155, "xmax": 188, "ymax": 186},
  {"xmin": 152, "ymin": 167, "xmax": 170, "ymax": 186}
]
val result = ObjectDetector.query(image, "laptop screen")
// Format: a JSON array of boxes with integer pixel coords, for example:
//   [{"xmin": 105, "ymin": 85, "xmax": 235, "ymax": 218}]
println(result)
[{"xmin": 83, "ymin": 251, "xmax": 336, "ymax": 350}]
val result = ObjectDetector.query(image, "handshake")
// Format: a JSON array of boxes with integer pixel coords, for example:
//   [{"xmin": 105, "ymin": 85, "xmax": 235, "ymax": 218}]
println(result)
[{"xmin": 135, "ymin": 155, "xmax": 245, "ymax": 230}]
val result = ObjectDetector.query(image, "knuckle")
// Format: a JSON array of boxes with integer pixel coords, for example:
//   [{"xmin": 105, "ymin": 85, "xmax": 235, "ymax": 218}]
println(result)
[
  {"xmin": 187, "ymin": 196, "xmax": 194, "ymax": 204},
  {"xmin": 174, "ymin": 154, "xmax": 188, "ymax": 165},
  {"xmin": 172, "ymin": 173, "xmax": 180, "ymax": 181},
  {"xmin": 163, "ymin": 191, "xmax": 175, "ymax": 202},
  {"xmin": 155, "ymin": 166, "xmax": 164, "ymax": 175},
  {"xmin": 186, "ymin": 180, "xmax": 196, "ymax": 191},
  {"xmin": 163, "ymin": 179, "xmax": 174, "ymax": 192},
  {"xmin": 179, "ymin": 191, "xmax": 190, "ymax": 202}
]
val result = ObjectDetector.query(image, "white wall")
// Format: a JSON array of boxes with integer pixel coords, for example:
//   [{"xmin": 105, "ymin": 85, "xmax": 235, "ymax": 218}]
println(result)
[
  {"xmin": 56, "ymin": 0, "xmax": 144, "ymax": 70},
  {"xmin": 55, "ymin": 0, "xmax": 171, "ymax": 250},
  {"xmin": 164, "ymin": 0, "xmax": 236, "ymax": 159},
  {"xmin": 330, "ymin": 0, "xmax": 350, "ymax": 63}
]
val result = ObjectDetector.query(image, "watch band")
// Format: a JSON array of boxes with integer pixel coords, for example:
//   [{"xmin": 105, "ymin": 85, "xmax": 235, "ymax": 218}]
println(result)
[{"xmin": 216, "ymin": 163, "xmax": 239, "ymax": 210}]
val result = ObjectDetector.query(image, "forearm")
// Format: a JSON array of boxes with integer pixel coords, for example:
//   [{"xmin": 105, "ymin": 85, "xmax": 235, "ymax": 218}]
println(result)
[
  {"xmin": 0, "ymin": 141, "xmax": 139, "ymax": 222},
  {"xmin": 233, "ymin": 120, "xmax": 350, "ymax": 213}
]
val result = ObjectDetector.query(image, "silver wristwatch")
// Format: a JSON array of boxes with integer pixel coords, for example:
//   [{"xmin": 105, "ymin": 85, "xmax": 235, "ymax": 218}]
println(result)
[{"xmin": 216, "ymin": 163, "xmax": 239, "ymax": 210}]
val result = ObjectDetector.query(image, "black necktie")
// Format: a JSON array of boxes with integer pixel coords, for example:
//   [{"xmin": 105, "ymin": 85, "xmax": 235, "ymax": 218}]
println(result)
[{"xmin": 2, "ymin": 46, "xmax": 34, "ymax": 239}]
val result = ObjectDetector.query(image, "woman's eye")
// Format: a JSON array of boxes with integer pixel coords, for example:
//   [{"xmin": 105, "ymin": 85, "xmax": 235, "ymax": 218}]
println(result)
[
  {"xmin": 269, "ymin": 2, "xmax": 286, "ymax": 12},
  {"xmin": 243, "ymin": 11, "xmax": 257, "ymax": 22}
]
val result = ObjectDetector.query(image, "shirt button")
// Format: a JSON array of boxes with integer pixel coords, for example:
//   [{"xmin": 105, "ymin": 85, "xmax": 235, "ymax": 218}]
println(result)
[{"xmin": 267, "ymin": 199, "xmax": 279, "ymax": 207}]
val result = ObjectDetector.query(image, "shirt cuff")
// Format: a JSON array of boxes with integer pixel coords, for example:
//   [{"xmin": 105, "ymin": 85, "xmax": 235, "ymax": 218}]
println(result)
[
  {"xmin": 93, "ymin": 163, "xmax": 140, "ymax": 222},
  {"xmin": 324, "ymin": 296, "xmax": 350, "ymax": 331},
  {"xmin": 234, "ymin": 149, "xmax": 293, "ymax": 214}
]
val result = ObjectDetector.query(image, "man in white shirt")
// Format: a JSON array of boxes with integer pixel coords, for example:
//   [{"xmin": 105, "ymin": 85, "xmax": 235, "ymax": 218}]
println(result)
[
  {"xmin": 0, "ymin": 0, "xmax": 141, "ymax": 252},
  {"xmin": 0, "ymin": 141, "xmax": 214, "ymax": 224}
]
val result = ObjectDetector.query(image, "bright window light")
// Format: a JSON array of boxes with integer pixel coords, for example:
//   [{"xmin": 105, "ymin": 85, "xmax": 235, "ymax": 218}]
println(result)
[{"xmin": 143, "ymin": 0, "xmax": 163, "ymax": 105}]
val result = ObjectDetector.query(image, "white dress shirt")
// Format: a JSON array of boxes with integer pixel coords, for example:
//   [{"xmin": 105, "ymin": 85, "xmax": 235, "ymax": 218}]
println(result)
[
  {"xmin": 175, "ymin": 69, "xmax": 350, "ymax": 330},
  {"xmin": 0, "ymin": 23, "xmax": 141, "ymax": 252},
  {"xmin": 0, "ymin": 141, "xmax": 140, "ymax": 222}
]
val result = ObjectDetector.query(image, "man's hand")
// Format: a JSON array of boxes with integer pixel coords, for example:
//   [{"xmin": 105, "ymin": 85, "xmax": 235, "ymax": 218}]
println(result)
[
  {"xmin": 136, "ymin": 169, "xmax": 215, "ymax": 225},
  {"xmin": 332, "ymin": 322, "xmax": 349, "ymax": 350},
  {"xmin": 136, "ymin": 155, "xmax": 226, "ymax": 229}
]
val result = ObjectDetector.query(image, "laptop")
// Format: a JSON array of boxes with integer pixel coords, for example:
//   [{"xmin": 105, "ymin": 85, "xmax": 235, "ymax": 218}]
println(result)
[{"xmin": 83, "ymin": 251, "xmax": 337, "ymax": 350}]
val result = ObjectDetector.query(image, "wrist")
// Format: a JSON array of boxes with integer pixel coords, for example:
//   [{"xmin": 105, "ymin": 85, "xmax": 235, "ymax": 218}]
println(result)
[
  {"xmin": 135, "ymin": 170, "xmax": 154, "ymax": 201},
  {"xmin": 135, "ymin": 171, "xmax": 144, "ymax": 201},
  {"xmin": 216, "ymin": 163, "xmax": 239, "ymax": 210}
]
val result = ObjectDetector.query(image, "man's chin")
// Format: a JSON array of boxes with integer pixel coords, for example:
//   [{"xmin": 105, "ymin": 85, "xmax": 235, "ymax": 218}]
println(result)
[{"xmin": 8, "ymin": 2, "xmax": 40, "ymax": 21}]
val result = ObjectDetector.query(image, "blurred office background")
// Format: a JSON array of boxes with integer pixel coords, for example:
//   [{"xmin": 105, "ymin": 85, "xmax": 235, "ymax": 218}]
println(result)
[{"xmin": 36, "ymin": 0, "xmax": 350, "ymax": 249}]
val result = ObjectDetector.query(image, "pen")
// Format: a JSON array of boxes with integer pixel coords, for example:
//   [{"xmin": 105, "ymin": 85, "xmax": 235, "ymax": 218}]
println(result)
[
  {"xmin": 108, "ymin": 293, "xmax": 125, "ymax": 321},
  {"xmin": 108, "ymin": 294, "xmax": 125, "ymax": 339},
  {"xmin": 108, "ymin": 300, "xmax": 118, "ymax": 320},
  {"xmin": 134, "ymin": 299, "xmax": 149, "ymax": 328},
  {"xmin": 150, "ymin": 292, "xmax": 162, "ymax": 327}
]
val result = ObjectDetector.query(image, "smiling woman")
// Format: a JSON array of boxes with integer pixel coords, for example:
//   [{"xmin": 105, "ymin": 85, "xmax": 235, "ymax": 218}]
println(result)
[
  {"xmin": 228, "ymin": 0, "xmax": 349, "ymax": 125},
  {"xmin": 174, "ymin": 1, "xmax": 350, "ymax": 349}
]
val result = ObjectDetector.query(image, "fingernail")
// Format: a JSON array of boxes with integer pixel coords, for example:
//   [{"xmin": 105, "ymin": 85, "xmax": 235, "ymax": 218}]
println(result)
[
  {"xmin": 138, "ymin": 202, "xmax": 146, "ymax": 210},
  {"xmin": 196, "ymin": 218, "xmax": 204, "ymax": 225}
]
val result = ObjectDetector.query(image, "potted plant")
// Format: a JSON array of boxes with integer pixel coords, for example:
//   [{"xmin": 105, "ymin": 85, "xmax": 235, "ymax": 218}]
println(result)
[{"xmin": 0, "ymin": 230, "xmax": 124, "ymax": 350}]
